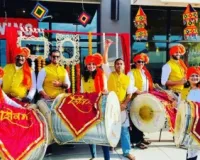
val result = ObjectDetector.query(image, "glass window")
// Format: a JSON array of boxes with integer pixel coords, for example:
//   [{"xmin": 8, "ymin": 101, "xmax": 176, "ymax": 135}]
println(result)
[
  {"xmin": 0, "ymin": 40, "xmax": 6, "ymax": 67},
  {"xmin": 39, "ymin": 22, "xmax": 49, "ymax": 30}
]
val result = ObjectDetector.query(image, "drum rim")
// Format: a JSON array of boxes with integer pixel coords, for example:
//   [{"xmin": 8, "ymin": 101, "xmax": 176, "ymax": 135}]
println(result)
[
  {"xmin": 175, "ymin": 101, "xmax": 189, "ymax": 146},
  {"xmin": 130, "ymin": 93, "xmax": 166, "ymax": 133},
  {"xmin": 105, "ymin": 91, "xmax": 121, "ymax": 147},
  {"xmin": 175, "ymin": 101, "xmax": 197, "ymax": 147}
]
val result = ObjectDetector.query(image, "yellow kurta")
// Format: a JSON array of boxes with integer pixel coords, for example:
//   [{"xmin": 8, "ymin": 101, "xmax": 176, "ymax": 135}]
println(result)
[
  {"xmin": 82, "ymin": 77, "xmax": 96, "ymax": 93},
  {"xmin": 2, "ymin": 64, "xmax": 28, "ymax": 99},
  {"xmin": 181, "ymin": 87, "xmax": 190, "ymax": 100},
  {"xmin": 167, "ymin": 59, "xmax": 185, "ymax": 93},
  {"xmin": 43, "ymin": 64, "xmax": 66, "ymax": 99},
  {"xmin": 107, "ymin": 71, "xmax": 130, "ymax": 103},
  {"xmin": 131, "ymin": 68, "xmax": 143, "ymax": 91}
]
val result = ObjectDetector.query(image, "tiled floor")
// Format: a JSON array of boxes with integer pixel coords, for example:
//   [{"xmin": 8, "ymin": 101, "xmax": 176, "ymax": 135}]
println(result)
[{"xmin": 43, "ymin": 130, "xmax": 199, "ymax": 160}]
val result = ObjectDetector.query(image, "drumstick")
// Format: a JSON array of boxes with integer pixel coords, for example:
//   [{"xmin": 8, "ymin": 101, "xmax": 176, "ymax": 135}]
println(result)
[{"xmin": 154, "ymin": 83, "xmax": 178, "ymax": 102}]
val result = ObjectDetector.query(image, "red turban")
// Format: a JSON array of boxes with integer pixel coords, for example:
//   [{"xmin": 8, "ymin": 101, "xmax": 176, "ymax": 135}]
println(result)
[
  {"xmin": 85, "ymin": 53, "xmax": 103, "ymax": 67},
  {"xmin": 169, "ymin": 44, "xmax": 186, "ymax": 56},
  {"xmin": 14, "ymin": 47, "xmax": 30, "ymax": 58},
  {"xmin": 187, "ymin": 66, "xmax": 200, "ymax": 79},
  {"xmin": 14, "ymin": 47, "xmax": 32, "ymax": 89},
  {"xmin": 84, "ymin": 53, "xmax": 104, "ymax": 93},
  {"xmin": 133, "ymin": 53, "xmax": 149, "ymax": 64}
]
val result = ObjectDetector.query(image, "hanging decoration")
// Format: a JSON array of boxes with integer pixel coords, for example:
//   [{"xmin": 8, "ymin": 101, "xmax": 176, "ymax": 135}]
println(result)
[
  {"xmin": 78, "ymin": 11, "xmax": 91, "ymax": 27},
  {"xmin": 71, "ymin": 66, "xmax": 76, "ymax": 94},
  {"xmin": 88, "ymin": 32, "xmax": 93, "ymax": 55},
  {"xmin": 183, "ymin": 4, "xmax": 198, "ymax": 40},
  {"xmin": 77, "ymin": 0, "xmax": 91, "ymax": 27},
  {"xmin": 76, "ymin": 64, "xmax": 81, "ymax": 93},
  {"xmin": 134, "ymin": 7, "xmax": 148, "ymax": 41},
  {"xmin": 31, "ymin": 2, "xmax": 52, "ymax": 21}
]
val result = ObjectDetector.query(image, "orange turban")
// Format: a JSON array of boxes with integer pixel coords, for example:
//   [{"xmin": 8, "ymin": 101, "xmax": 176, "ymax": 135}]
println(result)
[
  {"xmin": 14, "ymin": 47, "xmax": 30, "ymax": 58},
  {"xmin": 133, "ymin": 53, "xmax": 149, "ymax": 64},
  {"xmin": 187, "ymin": 66, "xmax": 200, "ymax": 79},
  {"xmin": 14, "ymin": 47, "xmax": 32, "ymax": 89},
  {"xmin": 84, "ymin": 53, "xmax": 105, "ymax": 92},
  {"xmin": 169, "ymin": 44, "xmax": 186, "ymax": 56},
  {"xmin": 85, "ymin": 53, "xmax": 103, "ymax": 67}
]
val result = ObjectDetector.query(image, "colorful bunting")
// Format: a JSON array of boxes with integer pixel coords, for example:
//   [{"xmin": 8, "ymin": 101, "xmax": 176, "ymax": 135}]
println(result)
[
  {"xmin": 183, "ymin": 4, "xmax": 198, "ymax": 40},
  {"xmin": 134, "ymin": 7, "xmax": 148, "ymax": 41}
]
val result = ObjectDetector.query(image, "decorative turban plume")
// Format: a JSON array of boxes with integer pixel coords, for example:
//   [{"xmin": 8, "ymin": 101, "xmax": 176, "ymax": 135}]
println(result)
[
  {"xmin": 133, "ymin": 53, "xmax": 149, "ymax": 64},
  {"xmin": 14, "ymin": 47, "xmax": 32, "ymax": 89},
  {"xmin": 169, "ymin": 44, "xmax": 186, "ymax": 56},
  {"xmin": 187, "ymin": 66, "xmax": 200, "ymax": 79},
  {"xmin": 85, "ymin": 53, "xmax": 103, "ymax": 67}
]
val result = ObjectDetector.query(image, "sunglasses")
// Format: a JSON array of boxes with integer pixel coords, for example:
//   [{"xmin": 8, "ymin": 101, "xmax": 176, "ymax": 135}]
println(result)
[
  {"xmin": 52, "ymin": 55, "xmax": 60, "ymax": 59},
  {"xmin": 137, "ymin": 61, "xmax": 145, "ymax": 64}
]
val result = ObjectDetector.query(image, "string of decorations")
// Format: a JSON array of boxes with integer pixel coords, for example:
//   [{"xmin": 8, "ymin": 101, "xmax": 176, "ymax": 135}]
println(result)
[
  {"xmin": 71, "ymin": 66, "xmax": 75, "ymax": 94},
  {"xmin": 88, "ymin": 32, "xmax": 93, "ymax": 55},
  {"xmin": 76, "ymin": 64, "xmax": 81, "ymax": 93},
  {"xmin": 37, "ymin": 56, "xmax": 45, "ymax": 71}
]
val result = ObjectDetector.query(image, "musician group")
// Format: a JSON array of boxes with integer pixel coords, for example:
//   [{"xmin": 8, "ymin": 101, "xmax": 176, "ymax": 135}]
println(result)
[{"xmin": 0, "ymin": 39, "xmax": 200, "ymax": 160}]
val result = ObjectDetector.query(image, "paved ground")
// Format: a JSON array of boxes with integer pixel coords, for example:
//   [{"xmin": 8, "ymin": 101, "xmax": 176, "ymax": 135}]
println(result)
[{"xmin": 43, "ymin": 130, "xmax": 199, "ymax": 160}]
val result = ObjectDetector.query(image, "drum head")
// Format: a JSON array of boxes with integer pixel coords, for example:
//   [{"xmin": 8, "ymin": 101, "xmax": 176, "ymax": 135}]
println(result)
[
  {"xmin": 174, "ymin": 101, "xmax": 191, "ymax": 147},
  {"xmin": 105, "ymin": 91, "xmax": 121, "ymax": 147},
  {"xmin": 130, "ymin": 93, "xmax": 166, "ymax": 132}
]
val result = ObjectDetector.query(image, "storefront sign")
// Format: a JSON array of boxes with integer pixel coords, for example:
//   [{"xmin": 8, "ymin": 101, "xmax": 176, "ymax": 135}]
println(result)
[{"xmin": 0, "ymin": 18, "xmax": 38, "ymax": 39}]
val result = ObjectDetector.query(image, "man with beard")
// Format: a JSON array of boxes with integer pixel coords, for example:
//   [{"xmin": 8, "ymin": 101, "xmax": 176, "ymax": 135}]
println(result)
[
  {"xmin": 0, "ymin": 47, "xmax": 36, "ymax": 105},
  {"xmin": 161, "ymin": 44, "xmax": 188, "ymax": 103}
]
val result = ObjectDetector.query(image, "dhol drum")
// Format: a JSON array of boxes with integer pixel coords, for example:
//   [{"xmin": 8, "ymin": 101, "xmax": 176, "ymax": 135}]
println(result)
[
  {"xmin": 130, "ymin": 90, "xmax": 177, "ymax": 133},
  {"xmin": 175, "ymin": 101, "xmax": 200, "ymax": 148},
  {"xmin": 0, "ymin": 105, "xmax": 48, "ymax": 160},
  {"xmin": 37, "ymin": 99, "xmax": 54, "ymax": 145},
  {"xmin": 51, "ymin": 91, "xmax": 121, "ymax": 147}
]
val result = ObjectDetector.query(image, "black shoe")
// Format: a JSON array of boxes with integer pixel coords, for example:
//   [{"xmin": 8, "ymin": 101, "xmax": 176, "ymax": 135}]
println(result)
[{"xmin": 45, "ymin": 145, "xmax": 53, "ymax": 156}]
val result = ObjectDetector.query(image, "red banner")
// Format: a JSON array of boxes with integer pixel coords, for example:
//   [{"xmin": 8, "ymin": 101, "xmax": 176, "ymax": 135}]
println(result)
[
  {"xmin": 149, "ymin": 90, "xmax": 177, "ymax": 132},
  {"xmin": 191, "ymin": 102, "xmax": 200, "ymax": 144},
  {"xmin": 0, "ymin": 104, "xmax": 45, "ymax": 160},
  {"xmin": 54, "ymin": 93, "xmax": 102, "ymax": 140},
  {"xmin": 0, "ymin": 18, "xmax": 38, "ymax": 39}
]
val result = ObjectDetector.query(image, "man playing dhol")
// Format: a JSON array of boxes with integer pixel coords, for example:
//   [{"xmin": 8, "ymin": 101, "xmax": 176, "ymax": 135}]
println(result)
[
  {"xmin": 102, "ymin": 40, "xmax": 135, "ymax": 160},
  {"xmin": 161, "ymin": 44, "xmax": 188, "ymax": 103}
]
